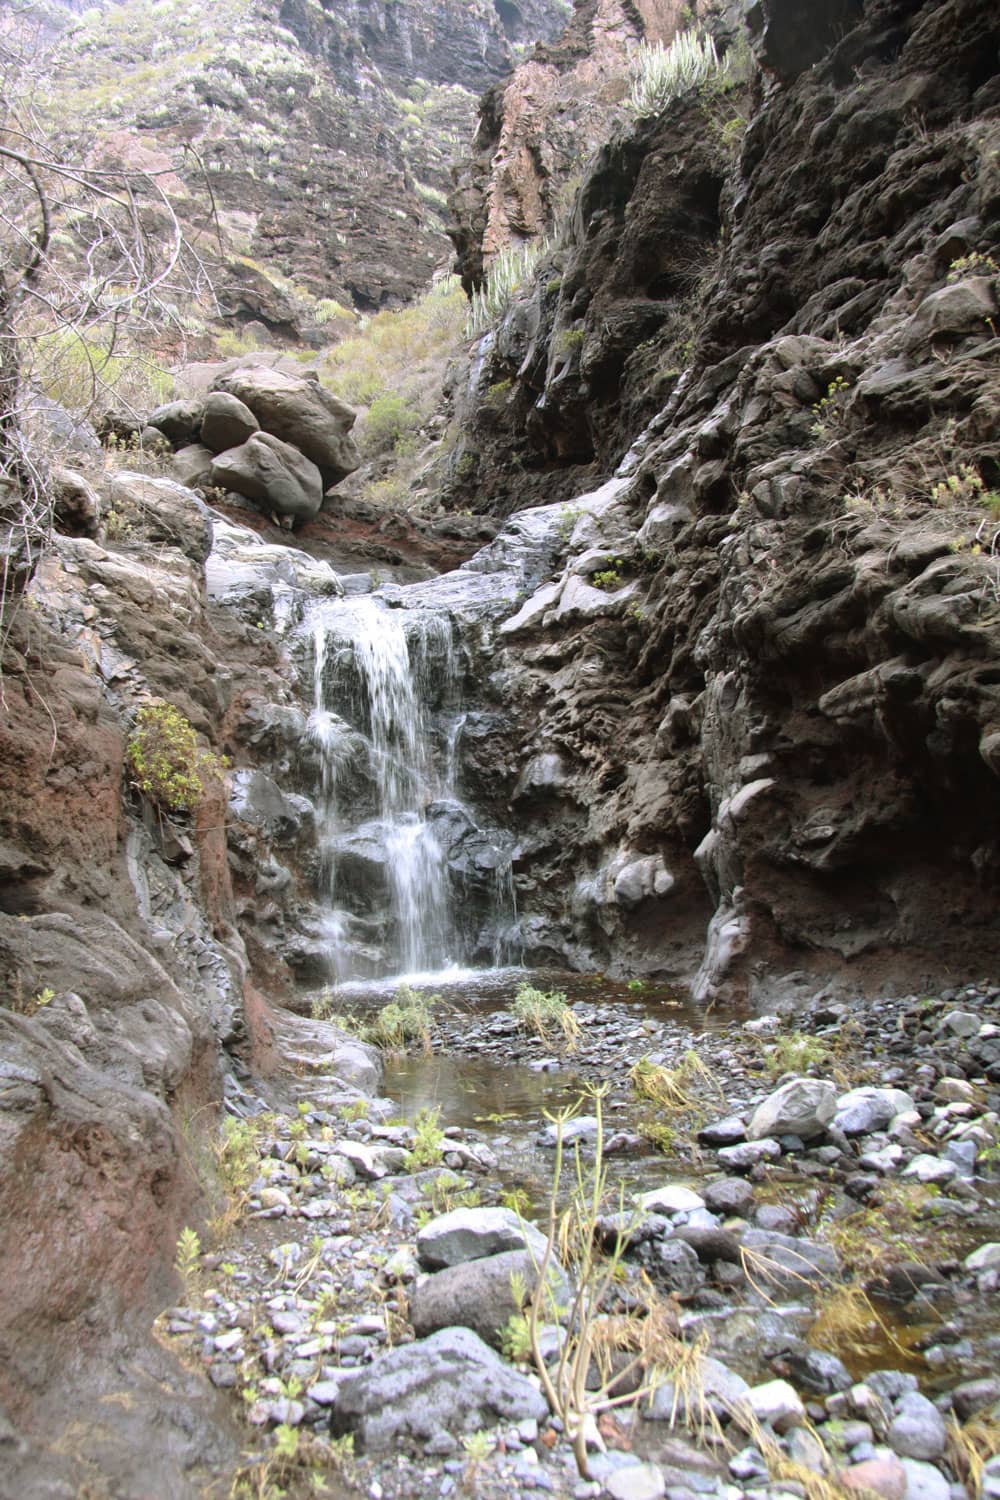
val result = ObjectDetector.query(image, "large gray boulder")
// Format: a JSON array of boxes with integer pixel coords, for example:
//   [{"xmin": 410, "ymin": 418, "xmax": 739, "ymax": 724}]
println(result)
[
  {"xmin": 210, "ymin": 432, "xmax": 324, "ymax": 520},
  {"xmin": 833, "ymin": 1086, "xmax": 915, "ymax": 1135},
  {"xmin": 416, "ymin": 1206, "xmax": 549, "ymax": 1270},
  {"xmin": 747, "ymin": 1077, "xmax": 837, "ymax": 1141},
  {"xmin": 214, "ymin": 366, "xmax": 360, "ymax": 480},
  {"xmin": 171, "ymin": 444, "xmax": 215, "ymax": 491},
  {"xmin": 410, "ymin": 1248, "xmax": 570, "ymax": 1349},
  {"xmin": 200, "ymin": 391, "xmax": 260, "ymax": 454},
  {"xmin": 147, "ymin": 398, "xmax": 203, "ymax": 446},
  {"xmin": 328, "ymin": 1326, "xmax": 548, "ymax": 1450}
]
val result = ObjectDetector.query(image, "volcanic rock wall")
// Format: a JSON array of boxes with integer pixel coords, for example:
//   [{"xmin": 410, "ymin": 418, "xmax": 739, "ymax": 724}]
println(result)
[{"xmin": 448, "ymin": 0, "xmax": 1000, "ymax": 1006}]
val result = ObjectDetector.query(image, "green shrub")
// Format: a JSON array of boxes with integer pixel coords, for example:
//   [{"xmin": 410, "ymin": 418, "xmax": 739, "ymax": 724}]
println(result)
[
  {"xmin": 125, "ymin": 701, "xmax": 224, "ymax": 812},
  {"xmin": 362, "ymin": 985, "xmax": 437, "ymax": 1051},
  {"xmin": 511, "ymin": 983, "xmax": 581, "ymax": 1050},
  {"xmin": 361, "ymin": 393, "xmax": 421, "ymax": 456}
]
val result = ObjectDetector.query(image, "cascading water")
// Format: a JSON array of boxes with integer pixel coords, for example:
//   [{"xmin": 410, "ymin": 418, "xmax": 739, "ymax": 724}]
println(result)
[{"xmin": 302, "ymin": 594, "xmax": 518, "ymax": 980}]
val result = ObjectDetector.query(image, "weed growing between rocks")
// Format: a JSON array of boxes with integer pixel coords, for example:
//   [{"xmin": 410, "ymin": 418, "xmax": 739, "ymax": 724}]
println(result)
[
  {"xmin": 511, "ymin": 982, "xmax": 581, "ymax": 1051},
  {"xmin": 403, "ymin": 1107, "xmax": 445, "ymax": 1171},
  {"xmin": 629, "ymin": 1050, "xmax": 722, "ymax": 1114},
  {"xmin": 125, "ymin": 699, "xmax": 227, "ymax": 814}
]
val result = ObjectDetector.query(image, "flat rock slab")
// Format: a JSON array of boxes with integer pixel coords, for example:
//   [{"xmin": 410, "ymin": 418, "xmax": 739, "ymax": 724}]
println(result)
[
  {"xmin": 416, "ymin": 1206, "xmax": 549, "ymax": 1269},
  {"xmin": 328, "ymin": 1326, "xmax": 547, "ymax": 1450}
]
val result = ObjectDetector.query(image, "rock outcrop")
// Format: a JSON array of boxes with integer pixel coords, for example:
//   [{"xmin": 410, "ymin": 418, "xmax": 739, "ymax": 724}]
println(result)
[{"xmin": 444, "ymin": 0, "xmax": 1000, "ymax": 1001}]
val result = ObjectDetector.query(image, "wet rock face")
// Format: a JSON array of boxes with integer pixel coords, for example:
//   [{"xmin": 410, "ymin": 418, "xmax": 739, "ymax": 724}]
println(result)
[{"xmin": 445, "ymin": 0, "xmax": 1000, "ymax": 996}]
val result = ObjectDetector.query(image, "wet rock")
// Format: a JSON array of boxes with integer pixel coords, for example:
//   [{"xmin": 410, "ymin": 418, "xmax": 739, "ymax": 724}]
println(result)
[
  {"xmin": 769, "ymin": 1344, "xmax": 852, "ymax": 1395},
  {"xmin": 416, "ymin": 1206, "xmax": 549, "ymax": 1269},
  {"xmin": 639, "ymin": 1185, "xmax": 705, "ymax": 1216},
  {"xmin": 654, "ymin": 1238, "xmax": 704, "ymax": 1295},
  {"xmin": 328, "ymin": 1326, "xmax": 547, "ymax": 1450},
  {"xmin": 409, "ymin": 1248, "xmax": 569, "ymax": 1349},
  {"xmin": 673, "ymin": 1226, "xmax": 742, "ymax": 1264},
  {"xmin": 739, "ymin": 1228, "xmax": 839, "ymax": 1288},
  {"xmin": 887, "ymin": 1391, "xmax": 947, "ymax": 1461},
  {"xmin": 747, "ymin": 1079, "xmax": 837, "ymax": 1141},
  {"xmin": 539, "ymin": 1115, "xmax": 600, "ymax": 1147},
  {"xmin": 951, "ymin": 1376, "xmax": 1000, "ymax": 1421}
]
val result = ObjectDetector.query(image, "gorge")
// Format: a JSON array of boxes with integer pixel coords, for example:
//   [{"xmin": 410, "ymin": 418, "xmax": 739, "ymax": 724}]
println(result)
[{"xmin": 1, "ymin": 0, "xmax": 999, "ymax": 1495}]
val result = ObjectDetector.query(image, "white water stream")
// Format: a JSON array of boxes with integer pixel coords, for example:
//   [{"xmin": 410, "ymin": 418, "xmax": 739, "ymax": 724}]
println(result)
[{"xmin": 303, "ymin": 594, "xmax": 517, "ymax": 980}]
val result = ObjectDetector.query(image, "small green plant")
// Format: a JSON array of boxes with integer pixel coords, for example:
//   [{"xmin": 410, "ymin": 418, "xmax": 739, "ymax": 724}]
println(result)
[
  {"xmin": 558, "ymin": 503, "xmax": 581, "ymax": 540},
  {"xmin": 638, "ymin": 1120, "xmax": 676, "ymax": 1154},
  {"xmin": 361, "ymin": 392, "xmax": 421, "ymax": 456},
  {"xmin": 484, "ymin": 377, "xmax": 514, "ymax": 407},
  {"xmin": 930, "ymin": 463, "xmax": 1000, "ymax": 513},
  {"xmin": 947, "ymin": 252, "xmax": 998, "ymax": 282},
  {"xmin": 337, "ymin": 1098, "xmax": 369, "ymax": 1123},
  {"xmin": 361, "ymin": 985, "xmax": 437, "ymax": 1051},
  {"xmin": 404, "ymin": 1107, "xmax": 445, "ymax": 1170},
  {"xmin": 511, "ymin": 983, "xmax": 581, "ymax": 1051},
  {"xmin": 555, "ymin": 327, "xmax": 585, "ymax": 355},
  {"xmin": 810, "ymin": 375, "xmax": 852, "ymax": 440},
  {"xmin": 499, "ymin": 1311, "xmax": 533, "ymax": 1362},
  {"xmin": 174, "ymin": 1226, "xmax": 201, "ymax": 1298},
  {"xmin": 125, "ymin": 701, "xmax": 225, "ymax": 813},
  {"xmin": 592, "ymin": 557, "xmax": 626, "ymax": 590},
  {"xmin": 500, "ymin": 1185, "xmax": 533, "ymax": 1217},
  {"xmin": 763, "ymin": 1029, "xmax": 834, "ymax": 1079},
  {"xmin": 630, "ymin": 30, "xmax": 729, "ymax": 118}
]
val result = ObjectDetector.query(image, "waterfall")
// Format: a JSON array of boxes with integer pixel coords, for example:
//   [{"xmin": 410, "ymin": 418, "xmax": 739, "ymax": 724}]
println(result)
[{"xmin": 302, "ymin": 594, "xmax": 517, "ymax": 980}]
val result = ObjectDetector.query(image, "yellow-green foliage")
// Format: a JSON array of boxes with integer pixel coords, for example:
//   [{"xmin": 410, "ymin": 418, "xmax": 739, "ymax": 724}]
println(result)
[
  {"xmin": 34, "ymin": 327, "xmax": 173, "ymax": 418},
  {"xmin": 125, "ymin": 701, "xmax": 224, "ymax": 813},
  {"xmin": 321, "ymin": 278, "xmax": 465, "ymax": 415},
  {"xmin": 362, "ymin": 393, "xmax": 421, "ymax": 457}
]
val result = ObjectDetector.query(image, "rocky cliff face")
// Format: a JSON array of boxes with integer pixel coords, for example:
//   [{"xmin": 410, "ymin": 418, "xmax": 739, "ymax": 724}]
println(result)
[
  {"xmin": 40, "ymin": 0, "xmax": 570, "ymax": 325},
  {"xmin": 445, "ymin": 0, "xmax": 1000, "ymax": 1005}
]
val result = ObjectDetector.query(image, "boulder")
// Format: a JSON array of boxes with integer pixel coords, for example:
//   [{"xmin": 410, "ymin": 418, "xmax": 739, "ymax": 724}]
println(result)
[
  {"xmin": 214, "ymin": 366, "xmax": 360, "ymax": 480},
  {"xmin": 328, "ymin": 1326, "xmax": 547, "ymax": 1451},
  {"xmin": 211, "ymin": 432, "xmax": 324, "ymax": 520},
  {"xmin": 171, "ymin": 444, "xmax": 215, "ymax": 491},
  {"xmin": 409, "ymin": 1248, "xmax": 570, "ymax": 1348},
  {"xmin": 146, "ymin": 398, "xmax": 203, "ymax": 446},
  {"xmin": 106, "ymin": 472, "xmax": 213, "ymax": 564},
  {"xmin": 747, "ymin": 1078, "xmax": 837, "ymax": 1141},
  {"xmin": 200, "ymin": 391, "xmax": 260, "ymax": 453},
  {"xmin": 416, "ymin": 1206, "xmax": 549, "ymax": 1270},
  {"xmin": 52, "ymin": 468, "xmax": 101, "ymax": 538},
  {"xmin": 887, "ymin": 1392, "xmax": 947, "ymax": 1461}
]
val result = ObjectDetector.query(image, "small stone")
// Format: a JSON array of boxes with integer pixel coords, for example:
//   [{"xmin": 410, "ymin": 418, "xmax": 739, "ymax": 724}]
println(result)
[
  {"xmin": 745, "ymin": 1378, "xmax": 805, "ymax": 1432},
  {"xmin": 902, "ymin": 1155, "xmax": 958, "ymax": 1185},
  {"xmin": 717, "ymin": 1138, "xmax": 781, "ymax": 1171},
  {"xmin": 697, "ymin": 1117, "xmax": 747, "ymax": 1148},
  {"xmin": 934, "ymin": 1078, "xmax": 980, "ymax": 1104},
  {"xmin": 308, "ymin": 1380, "xmax": 341, "ymax": 1406},
  {"xmin": 209, "ymin": 1362, "xmax": 238, "ymax": 1388},
  {"xmin": 640, "ymin": 1185, "xmax": 706, "ymax": 1215},
  {"xmin": 703, "ymin": 1178, "xmax": 755, "ymax": 1217},
  {"xmin": 899, "ymin": 1457, "xmax": 951, "ymax": 1500},
  {"xmin": 834, "ymin": 1088, "xmax": 915, "ymax": 1136},
  {"xmin": 841, "ymin": 1456, "xmax": 906, "ymax": 1500},
  {"xmin": 213, "ymin": 1328, "xmax": 243, "ymax": 1352},
  {"xmin": 260, "ymin": 1187, "xmax": 292, "ymax": 1210},
  {"xmin": 605, "ymin": 1463, "xmax": 666, "ymax": 1500},
  {"xmin": 887, "ymin": 1392, "xmax": 947, "ymax": 1460},
  {"xmin": 747, "ymin": 1079, "xmax": 837, "ymax": 1142},
  {"xmin": 940, "ymin": 1010, "xmax": 981, "ymax": 1038},
  {"xmin": 964, "ymin": 1242, "xmax": 1000, "ymax": 1272}
]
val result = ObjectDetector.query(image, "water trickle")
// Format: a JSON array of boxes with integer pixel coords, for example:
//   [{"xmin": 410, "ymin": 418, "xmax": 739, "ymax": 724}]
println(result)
[{"xmin": 302, "ymin": 594, "xmax": 516, "ymax": 979}]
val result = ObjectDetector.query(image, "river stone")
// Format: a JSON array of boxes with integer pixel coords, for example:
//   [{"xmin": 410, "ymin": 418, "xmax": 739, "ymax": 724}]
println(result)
[
  {"xmin": 745, "ymin": 1378, "xmax": 805, "ymax": 1432},
  {"xmin": 717, "ymin": 1138, "xmax": 781, "ymax": 1171},
  {"xmin": 214, "ymin": 365, "xmax": 360, "ymax": 479},
  {"xmin": 328, "ymin": 1326, "xmax": 547, "ymax": 1451},
  {"xmin": 409, "ymin": 1248, "xmax": 570, "ymax": 1349},
  {"xmin": 898, "ymin": 1457, "xmax": 951, "ymax": 1500},
  {"xmin": 841, "ymin": 1455, "xmax": 906, "ymax": 1500},
  {"xmin": 747, "ymin": 1078, "xmax": 837, "ymax": 1141},
  {"xmin": 887, "ymin": 1392, "xmax": 947, "ymax": 1461},
  {"xmin": 772, "ymin": 1343, "xmax": 852, "ymax": 1395},
  {"xmin": 703, "ymin": 1177, "xmax": 755, "ymax": 1217},
  {"xmin": 902, "ymin": 1154, "xmax": 957, "ymax": 1185},
  {"xmin": 965, "ymin": 1242, "xmax": 1000, "ymax": 1272},
  {"xmin": 211, "ymin": 431, "xmax": 324, "ymax": 520},
  {"xmin": 940, "ymin": 1009, "xmax": 980, "ymax": 1037},
  {"xmin": 698, "ymin": 1116, "xmax": 747, "ymax": 1148},
  {"xmin": 739, "ymin": 1228, "xmax": 839, "ymax": 1288},
  {"xmin": 643, "ymin": 1354, "xmax": 750, "ymax": 1422},
  {"xmin": 654, "ymin": 1238, "xmax": 703, "ymax": 1294},
  {"xmin": 172, "ymin": 443, "xmax": 215, "ymax": 490},
  {"xmin": 834, "ymin": 1087, "xmax": 915, "ymax": 1135},
  {"xmin": 640, "ymin": 1185, "xmax": 705, "ymax": 1216},
  {"xmin": 539, "ymin": 1114, "xmax": 600, "ymax": 1146},
  {"xmin": 604, "ymin": 1462, "xmax": 666, "ymax": 1500},
  {"xmin": 200, "ymin": 390, "xmax": 260, "ymax": 452},
  {"xmin": 416, "ymin": 1206, "xmax": 549, "ymax": 1270}
]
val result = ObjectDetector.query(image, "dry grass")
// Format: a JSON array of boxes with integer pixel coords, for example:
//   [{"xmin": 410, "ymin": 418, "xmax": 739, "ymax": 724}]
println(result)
[
  {"xmin": 947, "ymin": 1414, "xmax": 1000, "ymax": 1499},
  {"xmin": 629, "ymin": 1050, "xmax": 723, "ymax": 1113},
  {"xmin": 807, "ymin": 1284, "xmax": 918, "ymax": 1367}
]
